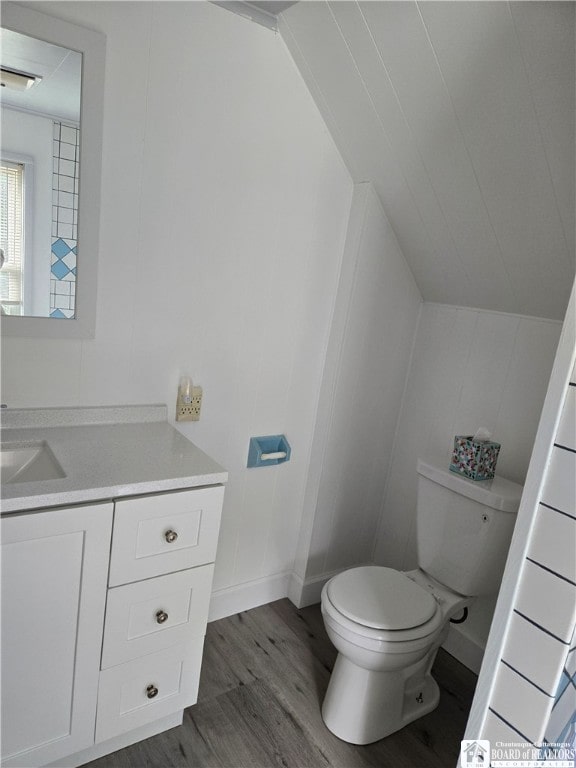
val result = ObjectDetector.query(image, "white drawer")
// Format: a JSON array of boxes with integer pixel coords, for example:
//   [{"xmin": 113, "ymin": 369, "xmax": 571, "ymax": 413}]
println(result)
[
  {"xmin": 109, "ymin": 486, "xmax": 224, "ymax": 586},
  {"xmin": 96, "ymin": 639, "xmax": 204, "ymax": 742},
  {"xmin": 101, "ymin": 565, "xmax": 214, "ymax": 669}
]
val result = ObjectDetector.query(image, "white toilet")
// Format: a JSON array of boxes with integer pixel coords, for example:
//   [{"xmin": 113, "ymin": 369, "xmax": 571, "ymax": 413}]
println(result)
[{"xmin": 320, "ymin": 458, "xmax": 523, "ymax": 745}]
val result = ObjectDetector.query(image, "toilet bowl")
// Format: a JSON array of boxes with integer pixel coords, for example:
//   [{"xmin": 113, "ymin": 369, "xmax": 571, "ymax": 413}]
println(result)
[
  {"xmin": 320, "ymin": 566, "xmax": 468, "ymax": 744},
  {"xmin": 319, "ymin": 459, "xmax": 523, "ymax": 745}
]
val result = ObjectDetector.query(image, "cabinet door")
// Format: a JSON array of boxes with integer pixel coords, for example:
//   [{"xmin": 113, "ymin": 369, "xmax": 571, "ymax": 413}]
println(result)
[{"xmin": 1, "ymin": 504, "xmax": 112, "ymax": 768}]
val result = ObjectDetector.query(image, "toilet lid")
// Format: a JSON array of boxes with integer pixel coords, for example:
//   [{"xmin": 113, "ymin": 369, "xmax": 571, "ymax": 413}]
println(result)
[{"xmin": 326, "ymin": 567, "xmax": 438, "ymax": 631}]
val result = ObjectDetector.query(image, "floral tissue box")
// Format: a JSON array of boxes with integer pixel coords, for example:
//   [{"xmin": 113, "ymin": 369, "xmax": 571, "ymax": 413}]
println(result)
[{"xmin": 450, "ymin": 435, "xmax": 501, "ymax": 481}]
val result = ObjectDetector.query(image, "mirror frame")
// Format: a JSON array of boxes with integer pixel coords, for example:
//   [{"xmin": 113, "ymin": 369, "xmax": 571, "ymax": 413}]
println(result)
[{"xmin": 1, "ymin": 2, "xmax": 105, "ymax": 338}]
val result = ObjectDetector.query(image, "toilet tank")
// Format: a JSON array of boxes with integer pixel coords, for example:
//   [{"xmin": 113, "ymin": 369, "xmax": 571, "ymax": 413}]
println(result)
[{"xmin": 416, "ymin": 459, "xmax": 523, "ymax": 596}]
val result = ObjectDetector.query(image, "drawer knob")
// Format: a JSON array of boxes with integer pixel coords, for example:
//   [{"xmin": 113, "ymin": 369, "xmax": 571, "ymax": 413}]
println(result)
[
  {"xmin": 164, "ymin": 529, "xmax": 178, "ymax": 543},
  {"xmin": 146, "ymin": 684, "xmax": 159, "ymax": 699},
  {"xmin": 155, "ymin": 610, "xmax": 169, "ymax": 624}
]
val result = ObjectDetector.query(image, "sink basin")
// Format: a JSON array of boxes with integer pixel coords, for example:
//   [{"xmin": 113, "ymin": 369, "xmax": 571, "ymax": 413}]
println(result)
[{"xmin": 1, "ymin": 442, "xmax": 66, "ymax": 484}]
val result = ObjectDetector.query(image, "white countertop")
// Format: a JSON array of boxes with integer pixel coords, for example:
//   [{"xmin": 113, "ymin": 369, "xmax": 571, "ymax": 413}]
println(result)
[{"xmin": 1, "ymin": 406, "xmax": 228, "ymax": 514}]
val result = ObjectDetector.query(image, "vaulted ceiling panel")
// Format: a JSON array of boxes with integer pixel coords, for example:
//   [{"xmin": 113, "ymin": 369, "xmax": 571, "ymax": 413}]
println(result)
[
  {"xmin": 362, "ymin": 2, "xmax": 524, "ymax": 312},
  {"xmin": 280, "ymin": 1, "xmax": 575, "ymax": 320},
  {"xmin": 328, "ymin": 1, "xmax": 479, "ymax": 306},
  {"xmin": 418, "ymin": 2, "xmax": 573, "ymax": 317},
  {"xmin": 280, "ymin": 2, "xmax": 469, "ymax": 304},
  {"xmin": 508, "ymin": 1, "xmax": 576, "ymax": 260}
]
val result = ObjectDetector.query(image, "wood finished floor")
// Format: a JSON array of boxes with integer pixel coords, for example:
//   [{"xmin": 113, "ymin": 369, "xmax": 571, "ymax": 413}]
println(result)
[{"xmin": 87, "ymin": 599, "xmax": 477, "ymax": 768}]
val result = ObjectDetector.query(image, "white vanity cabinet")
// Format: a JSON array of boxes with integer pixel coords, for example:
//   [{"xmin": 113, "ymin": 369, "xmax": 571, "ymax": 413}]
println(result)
[
  {"xmin": 1, "ymin": 485, "xmax": 225, "ymax": 768},
  {"xmin": 1, "ymin": 504, "xmax": 113, "ymax": 768}
]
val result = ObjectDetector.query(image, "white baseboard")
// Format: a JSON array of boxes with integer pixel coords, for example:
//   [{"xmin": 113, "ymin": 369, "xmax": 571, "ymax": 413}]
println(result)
[
  {"xmin": 443, "ymin": 623, "xmax": 485, "ymax": 674},
  {"xmin": 208, "ymin": 571, "xmax": 291, "ymax": 622},
  {"xmin": 287, "ymin": 570, "xmax": 305, "ymax": 606},
  {"xmin": 288, "ymin": 563, "xmax": 378, "ymax": 608},
  {"xmin": 208, "ymin": 569, "xmax": 335, "ymax": 620},
  {"xmin": 288, "ymin": 569, "xmax": 340, "ymax": 608}
]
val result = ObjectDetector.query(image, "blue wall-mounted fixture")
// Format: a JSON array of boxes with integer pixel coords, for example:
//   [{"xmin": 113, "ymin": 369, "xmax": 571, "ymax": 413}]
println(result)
[{"xmin": 247, "ymin": 435, "xmax": 291, "ymax": 468}]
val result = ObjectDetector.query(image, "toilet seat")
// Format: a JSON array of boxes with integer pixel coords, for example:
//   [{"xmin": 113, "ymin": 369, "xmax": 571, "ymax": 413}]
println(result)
[
  {"xmin": 327, "ymin": 566, "xmax": 438, "ymax": 630},
  {"xmin": 322, "ymin": 567, "xmax": 444, "ymax": 644}
]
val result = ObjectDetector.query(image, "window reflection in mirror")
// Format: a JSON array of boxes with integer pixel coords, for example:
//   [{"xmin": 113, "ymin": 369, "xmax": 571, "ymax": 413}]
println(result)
[{"xmin": 0, "ymin": 29, "xmax": 81, "ymax": 318}]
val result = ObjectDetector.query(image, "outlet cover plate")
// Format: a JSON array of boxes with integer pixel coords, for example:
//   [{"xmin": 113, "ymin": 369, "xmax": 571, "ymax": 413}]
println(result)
[{"xmin": 176, "ymin": 386, "xmax": 202, "ymax": 421}]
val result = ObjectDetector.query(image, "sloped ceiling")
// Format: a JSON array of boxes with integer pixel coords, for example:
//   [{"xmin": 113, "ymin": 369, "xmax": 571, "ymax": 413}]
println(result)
[{"xmin": 280, "ymin": 2, "xmax": 575, "ymax": 320}]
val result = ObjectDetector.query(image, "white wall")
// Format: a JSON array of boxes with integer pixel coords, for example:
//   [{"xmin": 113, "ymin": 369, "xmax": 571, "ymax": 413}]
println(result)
[
  {"xmin": 375, "ymin": 302, "xmax": 562, "ymax": 666},
  {"xmin": 291, "ymin": 183, "xmax": 422, "ymax": 604},
  {"xmin": 0, "ymin": 1, "xmax": 353, "ymax": 612}
]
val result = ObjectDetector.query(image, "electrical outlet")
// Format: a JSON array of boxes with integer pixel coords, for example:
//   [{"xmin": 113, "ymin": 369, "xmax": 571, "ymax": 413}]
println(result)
[
  {"xmin": 190, "ymin": 387, "xmax": 202, "ymax": 418},
  {"xmin": 176, "ymin": 386, "xmax": 202, "ymax": 422}
]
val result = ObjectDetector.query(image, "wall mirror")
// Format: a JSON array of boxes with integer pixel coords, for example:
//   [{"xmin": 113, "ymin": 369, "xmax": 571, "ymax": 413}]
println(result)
[{"xmin": 0, "ymin": 2, "xmax": 105, "ymax": 338}]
